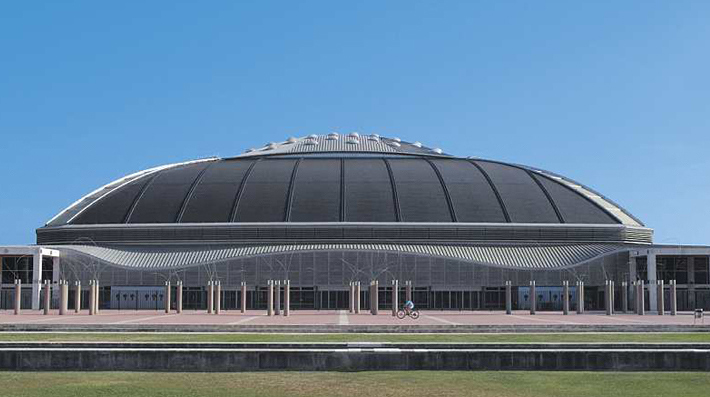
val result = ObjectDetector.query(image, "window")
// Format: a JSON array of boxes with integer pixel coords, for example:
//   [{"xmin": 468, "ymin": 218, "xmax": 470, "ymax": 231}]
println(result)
[
  {"xmin": 41, "ymin": 257, "xmax": 53, "ymax": 282},
  {"xmin": 695, "ymin": 257, "xmax": 709, "ymax": 285},
  {"xmin": 636, "ymin": 257, "xmax": 647, "ymax": 281},
  {"xmin": 1, "ymin": 256, "xmax": 33, "ymax": 284},
  {"xmin": 655, "ymin": 256, "xmax": 688, "ymax": 284}
]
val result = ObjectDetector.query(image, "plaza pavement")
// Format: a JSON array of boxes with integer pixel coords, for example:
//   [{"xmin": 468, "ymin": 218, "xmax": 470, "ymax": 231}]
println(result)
[{"xmin": 0, "ymin": 309, "xmax": 703, "ymax": 327}]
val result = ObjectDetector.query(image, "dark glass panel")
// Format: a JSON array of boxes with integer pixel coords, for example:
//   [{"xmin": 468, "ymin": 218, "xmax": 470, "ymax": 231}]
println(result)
[
  {"xmin": 127, "ymin": 162, "xmax": 212, "ymax": 223},
  {"xmin": 388, "ymin": 159, "xmax": 452, "ymax": 222},
  {"xmin": 289, "ymin": 159, "xmax": 341, "ymax": 222},
  {"xmin": 475, "ymin": 161, "xmax": 559, "ymax": 223},
  {"xmin": 343, "ymin": 159, "xmax": 397, "ymax": 222},
  {"xmin": 431, "ymin": 159, "xmax": 506, "ymax": 222},
  {"xmin": 180, "ymin": 159, "xmax": 254, "ymax": 223},
  {"xmin": 234, "ymin": 159, "xmax": 297, "ymax": 222}
]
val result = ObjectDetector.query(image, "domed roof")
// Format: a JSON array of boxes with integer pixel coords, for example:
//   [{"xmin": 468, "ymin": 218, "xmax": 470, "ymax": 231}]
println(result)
[{"xmin": 45, "ymin": 134, "xmax": 643, "ymax": 227}]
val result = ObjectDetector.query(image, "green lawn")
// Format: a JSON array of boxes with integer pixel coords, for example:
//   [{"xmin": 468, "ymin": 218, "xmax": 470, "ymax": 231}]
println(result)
[
  {"xmin": 0, "ymin": 371, "xmax": 708, "ymax": 397},
  {"xmin": 0, "ymin": 332, "xmax": 709, "ymax": 343}
]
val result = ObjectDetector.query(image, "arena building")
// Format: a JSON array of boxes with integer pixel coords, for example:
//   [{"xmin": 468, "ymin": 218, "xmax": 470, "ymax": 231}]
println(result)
[{"xmin": 2, "ymin": 133, "xmax": 709, "ymax": 312}]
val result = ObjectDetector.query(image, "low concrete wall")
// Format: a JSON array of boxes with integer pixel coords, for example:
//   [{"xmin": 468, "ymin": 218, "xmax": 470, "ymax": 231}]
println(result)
[{"xmin": 0, "ymin": 347, "xmax": 708, "ymax": 372}]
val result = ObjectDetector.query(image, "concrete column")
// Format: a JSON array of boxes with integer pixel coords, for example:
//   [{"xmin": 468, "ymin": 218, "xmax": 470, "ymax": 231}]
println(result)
[
  {"xmin": 240, "ymin": 282, "xmax": 247, "ymax": 313},
  {"xmin": 657, "ymin": 280, "xmax": 664, "ymax": 315},
  {"xmin": 405, "ymin": 281, "xmax": 412, "ymax": 303},
  {"xmin": 637, "ymin": 280, "xmax": 645, "ymax": 315},
  {"xmin": 647, "ymin": 252, "xmax": 657, "ymax": 312},
  {"xmin": 529, "ymin": 280, "xmax": 536, "ymax": 315},
  {"xmin": 688, "ymin": 257, "xmax": 696, "ymax": 309},
  {"xmin": 611, "ymin": 281, "xmax": 615, "ymax": 314},
  {"xmin": 621, "ymin": 281, "xmax": 628, "ymax": 313},
  {"xmin": 629, "ymin": 256, "xmax": 637, "ymax": 284},
  {"xmin": 580, "ymin": 281, "xmax": 585, "ymax": 314},
  {"xmin": 164, "ymin": 281, "xmax": 171, "ymax": 313},
  {"xmin": 176, "ymin": 281, "xmax": 183, "ymax": 314},
  {"xmin": 274, "ymin": 280, "xmax": 281, "ymax": 315},
  {"xmin": 31, "ymin": 250, "xmax": 42, "ymax": 310},
  {"xmin": 207, "ymin": 281, "xmax": 214, "ymax": 314},
  {"xmin": 349, "ymin": 282, "xmax": 355, "ymax": 313},
  {"xmin": 369, "ymin": 281, "xmax": 374, "ymax": 314},
  {"xmin": 284, "ymin": 280, "xmax": 290, "ymax": 317},
  {"xmin": 267, "ymin": 280, "xmax": 274, "ymax": 316},
  {"xmin": 14, "ymin": 280, "xmax": 21, "ymax": 315},
  {"xmin": 576, "ymin": 281, "xmax": 583, "ymax": 314},
  {"xmin": 631, "ymin": 280, "xmax": 639, "ymax": 314},
  {"xmin": 605, "ymin": 280, "xmax": 611, "ymax": 316},
  {"xmin": 52, "ymin": 257, "xmax": 60, "ymax": 309},
  {"xmin": 74, "ymin": 281, "xmax": 81, "ymax": 313},
  {"xmin": 43, "ymin": 281, "xmax": 50, "ymax": 315},
  {"xmin": 94, "ymin": 279, "xmax": 100, "ymax": 314},
  {"xmin": 505, "ymin": 281, "xmax": 512, "ymax": 315},
  {"xmin": 215, "ymin": 281, "xmax": 221, "ymax": 315},
  {"xmin": 59, "ymin": 281, "xmax": 68, "ymax": 315},
  {"xmin": 355, "ymin": 282, "xmax": 361, "ymax": 314},
  {"xmin": 670, "ymin": 280, "xmax": 677, "ymax": 316},
  {"xmin": 391, "ymin": 280, "xmax": 399, "ymax": 316},
  {"xmin": 88, "ymin": 280, "xmax": 95, "ymax": 315},
  {"xmin": 562, "ymin": 280, "xmax": 569, "ymax": 315},
  {"xmin": 371, "ymin": 280, "xmax": 379, "ymax": 315}
]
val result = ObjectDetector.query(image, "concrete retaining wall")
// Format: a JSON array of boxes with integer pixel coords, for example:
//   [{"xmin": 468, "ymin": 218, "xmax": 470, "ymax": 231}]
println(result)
[{"xmin": 1, "ymin": 346, "xmax": 709, "ymax": 372}]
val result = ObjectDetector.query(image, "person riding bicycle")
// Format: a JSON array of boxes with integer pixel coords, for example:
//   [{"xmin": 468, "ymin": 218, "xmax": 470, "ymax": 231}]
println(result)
[{"xmin": 403, "ymin": 300, "xmax": 414, "ymax": 314}]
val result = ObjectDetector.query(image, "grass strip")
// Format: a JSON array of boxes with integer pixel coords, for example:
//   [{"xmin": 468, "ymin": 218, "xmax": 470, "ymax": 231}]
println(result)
[{"xmin": 1, "ymin": 371, "xmax": 709, "ymax": 397}]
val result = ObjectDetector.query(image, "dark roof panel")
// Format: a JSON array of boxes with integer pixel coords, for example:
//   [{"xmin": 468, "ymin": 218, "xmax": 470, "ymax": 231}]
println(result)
[
  {"xmin": 57, "ymin": 149, "xmax": 636, "ymax": 226},
  {"xmin": 475, "ymin": 161, "xmax": 560, "ymax": 223},
  {"xmin": 533, "ymin": 173, "xmax": 619, "ymax": 224},
  {"xmin": 234, "ymin": 159, "xmax": 297, "ymax": 222},
  {"xmin": 180, "ymin": 159, "xmax": 254, "ymax": 223},
  {"xmin": 344, "ymin": 159, "xmax": 397, "ymax": 222},
  {"xmin": 72, "ymin": 176, "xmax": 153, "ymax": 225},
  {"xmin": 289, "ymin": 159, "xmax": 341, "ymax": 222},
  {"xmin": 388, "ymin": 158, "xmax": 452, "ymax": 222},
  {"xmin": 127, "ymin": 163, "xmax": 211, "ymax": 223},
  {"xmin": 431, "ymin": 159, "xmax": 507, "ymax": 223}
]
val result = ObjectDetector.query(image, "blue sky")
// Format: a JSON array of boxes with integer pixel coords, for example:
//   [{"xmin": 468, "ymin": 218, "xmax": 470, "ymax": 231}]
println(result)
[{"xmin": 1, "ymin": 1, "xmax": 708, "ymax": 245}]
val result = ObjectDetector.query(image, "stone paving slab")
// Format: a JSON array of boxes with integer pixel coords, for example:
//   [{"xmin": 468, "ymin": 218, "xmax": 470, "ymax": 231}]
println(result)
[
  {"xmin": 0, "ymin": 309, "xmax": 703, "ymax": 327},
  {"xmin": 0, "ymin": 309, "xmax": 708, "ymax": 334}
]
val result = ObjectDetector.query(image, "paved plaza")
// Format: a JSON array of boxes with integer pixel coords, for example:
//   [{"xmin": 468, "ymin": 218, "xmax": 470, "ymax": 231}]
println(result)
[{"xmin": 0, "ymin": 310, "xmax": 703, "ymax": 327}]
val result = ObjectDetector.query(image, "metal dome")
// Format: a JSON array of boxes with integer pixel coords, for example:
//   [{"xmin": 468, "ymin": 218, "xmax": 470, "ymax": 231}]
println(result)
[{"xmin": 44, "ymin": 134, "xmax": 642, "ymax": 228}]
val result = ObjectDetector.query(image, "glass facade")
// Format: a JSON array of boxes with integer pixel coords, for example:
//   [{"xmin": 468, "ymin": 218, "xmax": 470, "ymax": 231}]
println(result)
[
  {"xmin": 53, "ymin": 249, "xmax": 634, "ymax": 311},
  {"xmin": 639, "ymin": 255, "xmax": 710, "ymax": 285}
]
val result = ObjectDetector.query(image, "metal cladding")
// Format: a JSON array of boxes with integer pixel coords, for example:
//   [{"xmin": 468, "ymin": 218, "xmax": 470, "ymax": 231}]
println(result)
[{"xmin": 52, "ymin": 243, "xmax": 626, "ymax": 270}]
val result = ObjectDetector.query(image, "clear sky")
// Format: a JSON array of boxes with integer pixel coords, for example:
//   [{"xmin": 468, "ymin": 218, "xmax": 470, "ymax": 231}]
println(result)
[{"xmin": 1, "ymin": 1, "xmax": 708, "ymax": 245}]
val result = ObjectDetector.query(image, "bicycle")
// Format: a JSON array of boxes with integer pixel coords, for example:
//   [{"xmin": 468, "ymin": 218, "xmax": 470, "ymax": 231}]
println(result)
[{"xmin": 396, "ymin": 307, "xmax": 420, "ymax": 319}]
